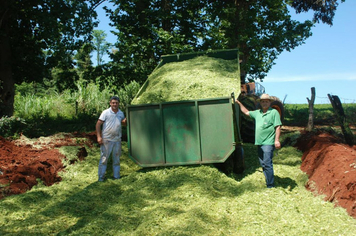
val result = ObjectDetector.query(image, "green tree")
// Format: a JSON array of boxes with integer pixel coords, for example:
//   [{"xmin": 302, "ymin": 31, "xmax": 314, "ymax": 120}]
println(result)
[
  {"xmin": 74, "ymin": 43, "xmax": 95, "ymax": 80},
  {"xmin": 92, "ymin": 29, "xmax": 111, "ymax": 66},
  {"xmin": 0, "ymin": 0, "xmax": 103, "ymax": 117},
  {"xmin": 202, "ymin": 0, "xmax": 314, "ymax": 81},
  {"xmin": 107, "ymin": 0, "xmax": 206, "ymax": 84},
  {"xmin": 106, "ymin": 0, "xmax": 345, "ymax": 84},
  {"xmin": 291, "ymin": 0, "xmax": 346, "ymax": 26}
]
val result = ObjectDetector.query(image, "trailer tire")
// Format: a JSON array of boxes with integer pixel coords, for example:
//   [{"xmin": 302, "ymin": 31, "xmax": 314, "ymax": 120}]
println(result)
[
  {"xmin": 233, "ymin": 145, "xmax": 245, "ymax": 174},
  {"xmin": 214, "ymin": 146, "xmax": 245, "ymax": 175}
]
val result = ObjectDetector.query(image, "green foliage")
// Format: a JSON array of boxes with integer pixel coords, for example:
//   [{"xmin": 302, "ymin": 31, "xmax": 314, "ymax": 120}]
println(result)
[
  {"xmin": 92, "ymin": 30, "xmax": 111, "ymax": 66},
  {"xmin": 0, "ymin": 0, "xmax": 99, "ymax": 116},
  {"xmin": 15, "ymin": 81, "xmax": 56, "ymax": 97},
  {"xmin": 74, "ymin": 43, "xmax": 94, "ymax": 79},
  {"xmin": 9, "ymin": 80, "xmax": 141, "ymax": 138},
  {"xmin": 107, "ymin": 0, "xmax": 316, "ymax": 83},
  {"xmin": 14, "ymin": 91, "xmax": 74, "ymax": 120},
  {"xmin": 74, "ymin": 80, "xmax": 112, "ymax": 117},
  {"xmin": 1, "ymin": 0, "xmax": 98, "ymax": 84},
  {"xmin": 0, "ymin": 116, "xmax": 27, "ymax": 138},
  {"xmin": 283, "ymin": 103, "xmax": 356, "ymax": 126},
  {"xmin": 51, "ymin": 65, "xmax": 80, "ymax": 92},
  {"xmin": 291, "ymin": 0, "xmax": 346, "ymax": 25},
  {"xmin": 108, "ymin": 0, "xmax": 205, "ymax": 85},
  {"xmin": 1, "ymin": 137, "xmax": 356, "ymax": 235},
  {"xmin": 203, "ymin": 0, "xmax": 313, "ymax": 80},
  {"xmin": 117, "ymin": 81, "xmax": 141, "ymax": 111}
]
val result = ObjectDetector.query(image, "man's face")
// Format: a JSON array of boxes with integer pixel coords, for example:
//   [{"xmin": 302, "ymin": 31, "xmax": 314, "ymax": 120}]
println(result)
[
  {"xmin": 110, "ymin": 99, "xmax": 119, "ymax": 111},
  {"xmin": 260, "ymin": 99, "xmax": 271, "ymax": 109}
]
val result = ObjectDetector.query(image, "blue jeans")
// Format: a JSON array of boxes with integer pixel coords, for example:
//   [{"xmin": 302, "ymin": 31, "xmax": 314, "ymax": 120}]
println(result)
[
  {"xmin": 98, "ymin": 140, "xmax": 121, "ymax": 181},
  {"xmin": 257, "ymin": 145, "xmax": 275, "ymax": 188}
]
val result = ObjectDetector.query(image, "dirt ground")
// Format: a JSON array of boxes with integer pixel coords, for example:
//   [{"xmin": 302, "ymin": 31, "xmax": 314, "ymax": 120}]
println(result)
[
  {"xmin": 0, "ymin": 132, "xmax": 96, "ymax": 199},
  {"xmin": 1, "ymin": 128, "xmax": 356, "ymax": 219},
  {"xmin": 294, "ymin": 129, "xmax": 356, "ymax": 218}
]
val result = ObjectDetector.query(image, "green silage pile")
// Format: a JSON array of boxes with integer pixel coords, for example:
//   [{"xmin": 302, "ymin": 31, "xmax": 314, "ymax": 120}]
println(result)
[{"xmin": 132, "ymin": 55, "xmax": 241, "ymax": 104}]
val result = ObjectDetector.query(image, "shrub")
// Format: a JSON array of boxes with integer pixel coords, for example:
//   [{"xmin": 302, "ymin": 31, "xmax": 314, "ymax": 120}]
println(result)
[{"xmin": 0, "ymin": 116, "xmax": 27, "ymax": 138}]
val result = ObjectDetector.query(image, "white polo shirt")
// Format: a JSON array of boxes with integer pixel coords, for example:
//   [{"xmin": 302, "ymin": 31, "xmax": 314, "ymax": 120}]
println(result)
[{"xmin": 98, "ymin": 107, "xmax": 125, "ymax": 142}]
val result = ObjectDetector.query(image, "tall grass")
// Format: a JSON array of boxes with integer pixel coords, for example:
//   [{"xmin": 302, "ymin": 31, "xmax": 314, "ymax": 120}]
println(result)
[
  {"xmin": 15, "ymin": 92, "xmax": 75, "ymax": 119},
  {"xmin": 4, "ymin": 80, "xmax": 140, "ymax": 137},
  {"xmin": 1, "ymin": 136, "xmax": 355, "ymax": 235},
  {"xmin": 74, "ymin": 80, "xmax": 109, "ymax": 116}
]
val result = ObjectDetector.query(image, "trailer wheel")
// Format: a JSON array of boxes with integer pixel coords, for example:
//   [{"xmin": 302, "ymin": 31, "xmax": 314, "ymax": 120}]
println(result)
[
  {"xmin": 214, "ymin": 146, "xmax": 245, "ymax": 175},
  {"xmin": 233, "ymin": 145, "xmax": 245, "ymax": 174}
]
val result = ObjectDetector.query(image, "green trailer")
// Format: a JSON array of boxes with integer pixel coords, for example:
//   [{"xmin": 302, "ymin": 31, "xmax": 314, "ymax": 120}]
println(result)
[{"xmin": 126, "ymin": 49, "xmax": 245, "ymax": 174}]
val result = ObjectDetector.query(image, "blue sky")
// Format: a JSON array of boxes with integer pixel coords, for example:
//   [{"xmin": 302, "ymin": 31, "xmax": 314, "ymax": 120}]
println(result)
[{"xmin": 95, "ymin": 1, "xmax": 356, "ymax": 104}]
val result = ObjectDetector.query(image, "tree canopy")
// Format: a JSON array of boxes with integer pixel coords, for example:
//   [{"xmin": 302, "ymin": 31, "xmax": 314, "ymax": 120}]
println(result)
[
  {"xmin": 0, "ymin": 0, "xmax": 346, "ymax": 117},
  {"xmin": 0, "ymin": 0, "xmax": 101, "ymax": 116},
  {"xmin": 92, "ymin": 30, "xmax": 111, "ymax": 66},
  {"xmin": 107, "ymin": 0, "xmax": 345, "ymax": 82}
]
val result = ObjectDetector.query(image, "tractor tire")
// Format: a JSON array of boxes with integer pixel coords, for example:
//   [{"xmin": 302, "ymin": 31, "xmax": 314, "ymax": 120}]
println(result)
[
  {"xmin": 238, "ymin": 94, "xmax": 258, "ymax": 143},
  {"xmin": 270, "ymin": 96, "xmax": 284, "ymax": 122}
]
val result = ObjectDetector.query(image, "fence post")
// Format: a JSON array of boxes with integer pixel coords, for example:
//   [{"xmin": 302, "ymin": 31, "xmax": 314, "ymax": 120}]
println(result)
[
  {"xmin": 327, "ymin": 94, "xmax": 354, "ymax": 146},
  {"xmin": 306, "ymin": 87, "xmax": 315, "ymax": 131}
]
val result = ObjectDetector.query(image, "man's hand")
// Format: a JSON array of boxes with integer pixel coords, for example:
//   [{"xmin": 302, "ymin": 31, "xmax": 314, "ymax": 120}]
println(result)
[
  {"xmin": 122, "ymin": 118, "xmax": 127, "ymax": 126},
  {"xmin": 96, "ymin": 119, "xmax": 104, "ymax": 145},
  {"xmin": 97, "ymin": 136, "xmax": 103, "ymax": 145},
  {"xmin": 275, "ymin": 140, "xmax": 281, "ymax": 149},
  {"xmin": 235, "ymin": 99, "xmax": 250, "ymax": 116}
]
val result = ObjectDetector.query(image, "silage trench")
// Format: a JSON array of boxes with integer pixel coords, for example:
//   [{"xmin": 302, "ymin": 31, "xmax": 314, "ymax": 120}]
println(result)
[{"xmin": 295, "ymin": 131, "xmax": 356, "ymax": 218}]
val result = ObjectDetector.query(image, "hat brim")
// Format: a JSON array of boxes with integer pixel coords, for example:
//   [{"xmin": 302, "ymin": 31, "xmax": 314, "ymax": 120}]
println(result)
[{"xmin": 257, "ymin": 98, "xmax": 273, "ymax": 102}]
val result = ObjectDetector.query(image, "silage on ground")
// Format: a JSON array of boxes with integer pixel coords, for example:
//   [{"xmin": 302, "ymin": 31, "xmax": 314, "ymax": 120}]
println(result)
[{"xmin": 132, "ymin": 55, "xmax": 241, "ymax": 105}]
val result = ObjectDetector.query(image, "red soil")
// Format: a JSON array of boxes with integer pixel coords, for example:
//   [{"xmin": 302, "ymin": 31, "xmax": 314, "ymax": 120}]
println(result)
[
  {"xmin": 1, "ymin": 129, "xmax": 356, "ymax": 219},
  {"xmin": 295, "ymin": 130, "xmax": 356, "ymax": 218},
  {"xmin": 0, "ymin": 132, "xmax": 96, "ymax": 199}
]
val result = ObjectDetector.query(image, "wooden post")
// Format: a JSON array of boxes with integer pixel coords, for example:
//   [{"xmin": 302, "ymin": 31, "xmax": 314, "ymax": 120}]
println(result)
[
  {"xmin": 306, "ymin": 87, "xmax": 315, "ymax": 131},
  {"xmin": 327, "ymin": 94, "xmax": 354, "ymax": 146}
]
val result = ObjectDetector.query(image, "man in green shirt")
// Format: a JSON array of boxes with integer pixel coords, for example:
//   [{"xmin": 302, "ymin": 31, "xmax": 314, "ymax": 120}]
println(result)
[{"xmin": 236, "ymin": 94, "xmax": 282, "ymax": 188}]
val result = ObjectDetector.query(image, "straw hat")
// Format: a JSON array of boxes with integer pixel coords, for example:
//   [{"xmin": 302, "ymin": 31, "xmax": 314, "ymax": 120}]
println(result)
[{"xmin": 257, "ymin": 94, "xmax": 273, "ymax": 101}]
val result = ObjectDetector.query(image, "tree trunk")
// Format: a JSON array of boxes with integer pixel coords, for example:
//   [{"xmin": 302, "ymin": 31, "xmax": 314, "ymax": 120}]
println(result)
[
  {"xmin": 0, "ymin": 4, "xmax": 15, "ymax": 117},
  {"xmin": 328, "ymin": 94, "xmax": 354, "ymax": 146},
  {"xmin": 306, "ymin": 87, "xmax": 315, "ymax": 131}
]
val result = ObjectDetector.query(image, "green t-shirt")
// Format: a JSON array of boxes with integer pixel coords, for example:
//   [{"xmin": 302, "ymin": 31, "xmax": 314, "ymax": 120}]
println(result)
[{"xmin": 249, "ymin": 108, "xmax": 282, "ymax": 145}]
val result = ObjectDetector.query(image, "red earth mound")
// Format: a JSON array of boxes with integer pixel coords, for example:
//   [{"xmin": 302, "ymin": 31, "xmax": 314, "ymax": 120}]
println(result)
[
  {"xmin": 295, "ymin": 130, "xmax": 356, "ymax": 218},
  {"xmin": 0, "ymin": 132, "xmax": 96, "ymax": 199}
]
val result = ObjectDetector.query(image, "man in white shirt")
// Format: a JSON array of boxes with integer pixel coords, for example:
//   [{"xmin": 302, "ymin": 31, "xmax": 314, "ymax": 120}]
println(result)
[{"xmin": 96, "ymin": 96, "xmax": 127, "ymax": 182}]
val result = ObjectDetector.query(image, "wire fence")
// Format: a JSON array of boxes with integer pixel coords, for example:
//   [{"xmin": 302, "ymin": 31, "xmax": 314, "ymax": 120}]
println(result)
[{"xmin": 316, "ymin": 96, "xmax": 356, "ymax": 104}]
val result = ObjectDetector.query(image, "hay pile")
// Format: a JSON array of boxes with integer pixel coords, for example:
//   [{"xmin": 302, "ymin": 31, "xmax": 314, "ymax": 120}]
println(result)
[{"xmin": 132, "ymin": 55, "xmax": 241, "ymax": 104}]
